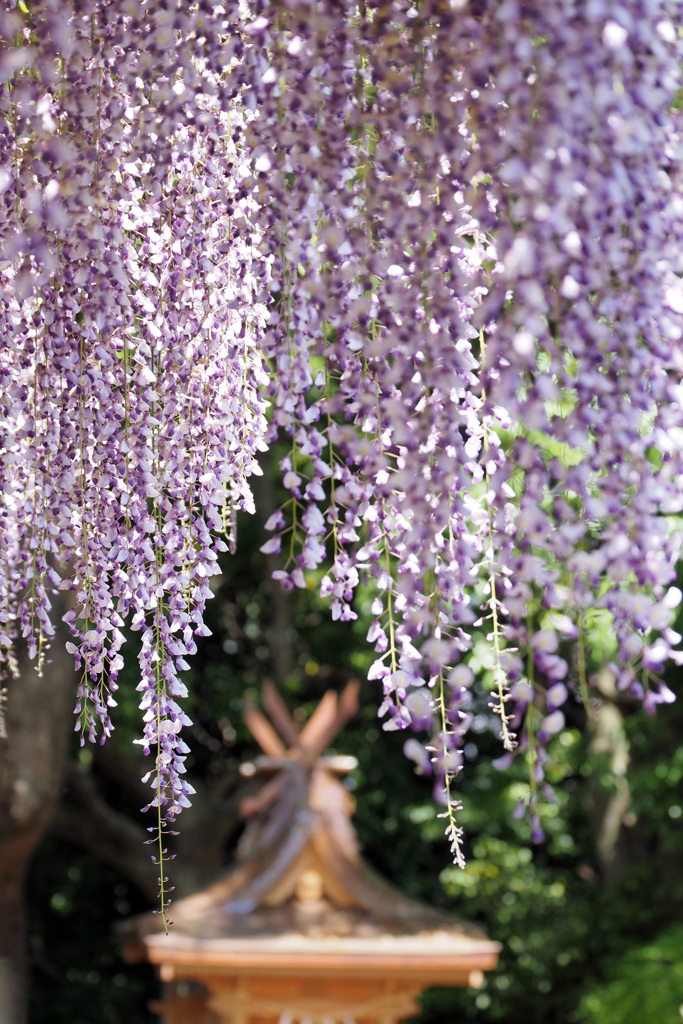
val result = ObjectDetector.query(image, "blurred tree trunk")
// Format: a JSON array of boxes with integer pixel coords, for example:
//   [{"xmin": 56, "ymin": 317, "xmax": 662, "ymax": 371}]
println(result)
[
  {"xmin": 0, "ymin": 620, "xmax": 77, "ymax": 1024},
  {"xmin": 586, "ymin": 670, "xmax": 635, "ymax": 885}
]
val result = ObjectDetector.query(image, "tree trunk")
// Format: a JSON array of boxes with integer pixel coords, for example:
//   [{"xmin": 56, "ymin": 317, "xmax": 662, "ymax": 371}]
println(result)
[
  {"xmin": 586, "ymin": 670, "xmax": 633, "ymax": 885},
  {"xmin": 0, "ymin": 834, "xmax": 32, "ymax": 1024},
  {"xmin": 0, "ymin": 618, "xmax": 77, "ymax": 1024}
]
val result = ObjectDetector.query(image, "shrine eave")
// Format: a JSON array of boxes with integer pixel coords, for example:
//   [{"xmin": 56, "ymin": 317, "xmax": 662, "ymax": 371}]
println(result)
[{"xmin": 142, "ymin": 930, "xmax": 501, "ymax": 982}]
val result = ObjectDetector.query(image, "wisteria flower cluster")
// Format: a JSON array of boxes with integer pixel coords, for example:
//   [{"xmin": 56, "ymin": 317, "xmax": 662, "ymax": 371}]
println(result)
[
  {"xmin": 1, "ymin": 0, "xmax": 682, "ymax": 901},
  {"xmin": 239, "ymin": 0, "xmax": 683, "ymax": 859},
  {"xmin": 0, "ymin": 0, "xmax": 269, "ymax": 919}
]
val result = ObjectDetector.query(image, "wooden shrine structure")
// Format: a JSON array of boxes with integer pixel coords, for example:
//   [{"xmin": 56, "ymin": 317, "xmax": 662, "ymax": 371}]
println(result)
[{"xmin": 122, "ymin": 682, "xmax": 500, "ymax": 1024}]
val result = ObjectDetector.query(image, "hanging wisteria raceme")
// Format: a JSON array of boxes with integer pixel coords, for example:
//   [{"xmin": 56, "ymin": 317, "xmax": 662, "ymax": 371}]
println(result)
[
  {"xmin": 0, "ymin": 0, "xmax": 269, "ymax": 920},
  {"xmin": 241, "ymin": 0, "xmax": 683, "ymax": 856},
  {"xmin": 453, "ymin": 0, "xmax": 683, "ymax": 831},
  {"xmin": 1, "ymin": 0, "xmax": 682, "ymax": 895}
]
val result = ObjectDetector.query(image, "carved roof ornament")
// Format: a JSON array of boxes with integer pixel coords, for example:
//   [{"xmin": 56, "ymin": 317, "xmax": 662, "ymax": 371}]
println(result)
[{"xmin": 123, "ymin": 682, "xmax": 500, "ymax": 1024}]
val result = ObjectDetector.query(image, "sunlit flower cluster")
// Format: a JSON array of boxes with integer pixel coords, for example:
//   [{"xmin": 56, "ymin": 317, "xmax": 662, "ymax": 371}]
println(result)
[
  {"xmin": 244, "ymin": 0, "xmax": 683, "ymax": 857},
  {"xmin": 0, "ymin": 0, "xmax": 269, "ymax": 916},
  {"xmin": 1, "ymin": 0, "xmax": 682, "ymax": 888}
]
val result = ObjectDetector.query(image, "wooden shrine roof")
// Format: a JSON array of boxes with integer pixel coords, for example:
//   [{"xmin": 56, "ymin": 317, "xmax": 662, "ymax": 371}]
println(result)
[{"xmin": 123, "ymin": 682, "xmax": 500, "ymax": 982}]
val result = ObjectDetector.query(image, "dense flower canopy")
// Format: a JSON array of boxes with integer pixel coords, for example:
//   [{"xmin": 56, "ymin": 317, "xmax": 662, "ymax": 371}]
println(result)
[{"xmin": 1, "ymin": 0, "xmax": 682, "ymax": 913}]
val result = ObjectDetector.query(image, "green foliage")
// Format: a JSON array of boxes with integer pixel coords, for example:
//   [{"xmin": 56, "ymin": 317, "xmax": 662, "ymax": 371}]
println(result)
[
  {"xmin": 405, "ymin": 691, "xmax": 683, "ymax": 1024},
  {"xmin": 575, "ymin": 925, "xmax": 683, "ymax": 1024}
]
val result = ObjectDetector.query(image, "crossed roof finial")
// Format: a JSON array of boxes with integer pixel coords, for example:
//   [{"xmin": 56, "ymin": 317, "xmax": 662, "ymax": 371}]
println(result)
[
  {"xmin": 239, "ymin": 681, "xmax": 360, "ymax": 820},
  {"xmin": 243, "ymin": 679, "xmax": 360, "ymax": 764}
]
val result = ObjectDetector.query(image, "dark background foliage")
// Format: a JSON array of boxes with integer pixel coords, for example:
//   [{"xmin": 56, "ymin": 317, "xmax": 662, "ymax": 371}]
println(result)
[{"xmin": 26, "ymin": 469, "xmax": 683, "ymax": 1024}]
